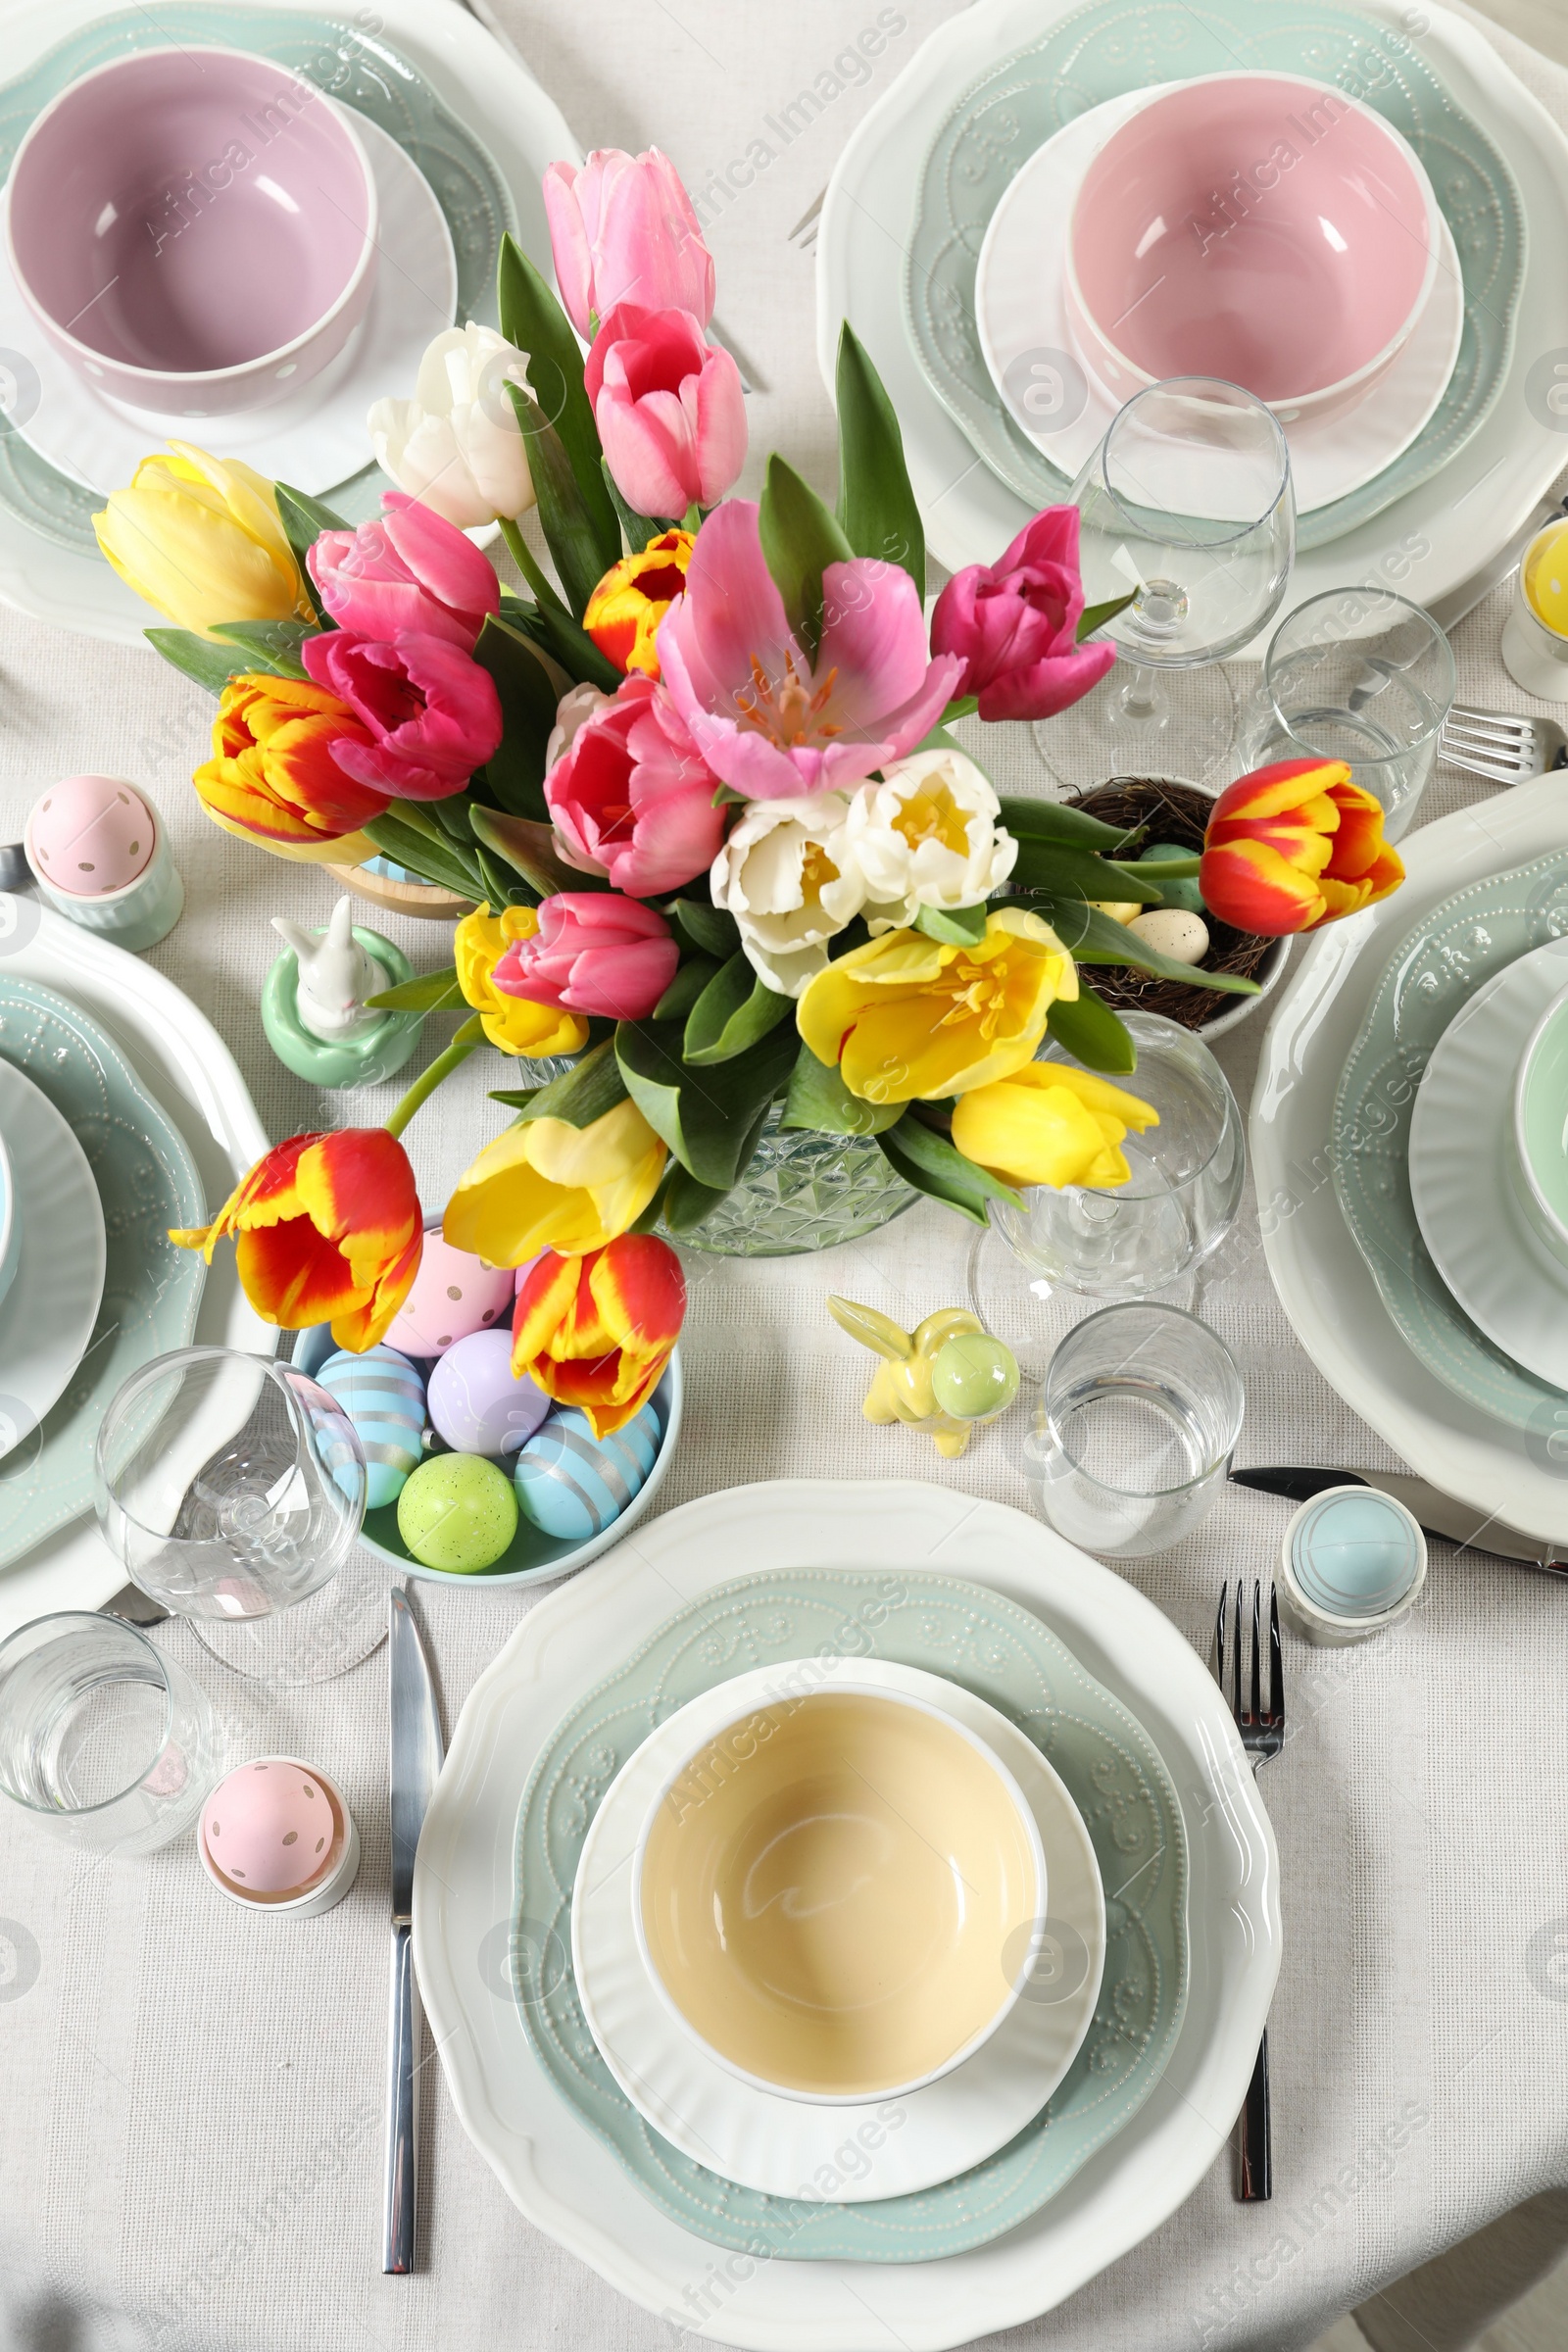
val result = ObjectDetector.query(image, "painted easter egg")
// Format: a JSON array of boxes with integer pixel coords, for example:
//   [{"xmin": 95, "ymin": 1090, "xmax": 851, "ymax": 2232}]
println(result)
[
  {"xmin": 383, "ymin": 1224, "xmax": 514, "ymax": 1357},
  {"xmin": 514, "ymin": 1401, "xmax": 661, "ymax": 1543},
  {"xmin": 397, "ymin": 1452, "xmax": 517, "ymax": 1572},
  {"xmin": 318, "ymin": 1345, "xmax": 425, "ymax": 1510},
  {"xmin": 201, "ymin": 1759, "xmax": 335, "ymax": 1895},
  {"xmin": 426, "ymin": 1329, "xmax": 550, "ymax": 1458},
  {"xmin": 1138, "ymin": 840, "xmax": 1205, "ymax": 915},
  {"xmin": 26, "ymin": 774, "xmax": 156, "ymax": 897}
]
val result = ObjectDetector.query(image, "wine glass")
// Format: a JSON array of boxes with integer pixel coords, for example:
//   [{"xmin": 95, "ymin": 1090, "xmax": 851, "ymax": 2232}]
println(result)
[{"xmin": 1037, "ymin": 376, "xmax": 1295, "ymax": 791}]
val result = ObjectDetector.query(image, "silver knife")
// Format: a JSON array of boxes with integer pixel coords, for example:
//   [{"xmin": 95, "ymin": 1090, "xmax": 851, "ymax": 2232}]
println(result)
[
  {"xmin": 384, "ymin": 1587, "xmax": 444, "ymax": 2275},
  {"xmin": 1429, "ymin": 495, "xmax": 1567, "ymax": 635},
  {"xmin": 1230, "ymin": 1467, "xmax": 1567, "ymax": 1572}
]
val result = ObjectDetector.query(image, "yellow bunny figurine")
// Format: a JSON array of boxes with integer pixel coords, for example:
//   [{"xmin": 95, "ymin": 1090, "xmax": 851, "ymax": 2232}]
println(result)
[{"xmin": 826, "ymin": 1297, "xmax": 1021, "ymax": 1457}]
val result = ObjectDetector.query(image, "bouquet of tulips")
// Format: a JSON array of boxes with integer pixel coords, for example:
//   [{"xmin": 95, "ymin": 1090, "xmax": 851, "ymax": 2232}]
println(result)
[{"xmin": 99, "ymin": 146, "xmax": 1406, "ymax": 1355}]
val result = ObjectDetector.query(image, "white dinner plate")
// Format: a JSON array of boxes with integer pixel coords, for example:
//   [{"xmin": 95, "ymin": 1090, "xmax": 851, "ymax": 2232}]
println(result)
[
  {"xmin": 1408, "ymin": 940, "xmax": 1568, "ymax": 1391},
  {"xmin": 0, "ymin": 112, "xmax": 457, "ymax": 501},
  {"xmin": 0, "ymin": 1055, "xmax": 104, "ymax": 1446},
  {"xmin": 975, "ymin": 89, "xmax": 1465, "ymax": 516},
  {"xmin": 571, "ymin": 1657, "xmax": 1105, "ymax": 2204},
  {"xmin": 414, "ymin": 1479, "xmax": 1278, "ymax": 2351}
]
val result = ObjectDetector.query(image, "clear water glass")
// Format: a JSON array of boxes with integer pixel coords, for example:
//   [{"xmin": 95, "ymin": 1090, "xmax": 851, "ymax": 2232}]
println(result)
[
  {"xmin": 1241, "ymin": 587, "xmax": 1454, "ymax": 841},
  {"xmin": 0, "ymin": 1611, "xmax": 221, "ymax": 1854},
  {"xmin": 988, "ymin": 1014, "xmax": 1245, "ymax": 1301},
  {"xmin": 1022, "ymin": 1304, "xmax": 1246, "ymax": 1558}
]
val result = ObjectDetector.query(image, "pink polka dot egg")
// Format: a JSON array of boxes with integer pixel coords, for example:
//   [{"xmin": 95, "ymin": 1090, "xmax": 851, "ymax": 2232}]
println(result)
[
  {"xmin": 199, "ymin": 1757, "xmax": 360, "ymax": 1915},
  {"xmin": 383, "ymin": 1216, "xmax": 514, "ymax": 1358},
  {"xmin": 25, "ymin": 774, "xmax": 156, "ymax": 898}
]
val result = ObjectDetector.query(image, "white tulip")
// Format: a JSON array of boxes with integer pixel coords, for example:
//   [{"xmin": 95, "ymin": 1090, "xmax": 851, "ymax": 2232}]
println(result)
[
  {"xmin": 710, "ymin": 794, "xmax": 873, "ymax": 998},
  {"xmin": 368, "ymin": 322, "xmax": 537, "ymax": 529},
  {"xmin": 844, "ymin": 747, "xmax": 1017, "ymax": 929}
]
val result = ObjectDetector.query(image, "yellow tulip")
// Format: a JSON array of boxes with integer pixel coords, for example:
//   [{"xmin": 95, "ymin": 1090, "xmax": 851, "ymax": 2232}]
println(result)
[
  {"xmin": 445, "ymin": 1100, "xmax": 667, "ymax": 1261},
  {"xmin": 795, "ymin": 907, "xmax": 1077, "ymax": 1103},
  {"xmin": 454, "ymin": 904, "xmax": 590, "ymax": 1057},
  {"xmin": 952, "ymin": 1063, "xmax": 1158, "ymax": 1190},
  {"xmin": 93, "ymin": 442, "xmax": 312, "ymax": 641}
]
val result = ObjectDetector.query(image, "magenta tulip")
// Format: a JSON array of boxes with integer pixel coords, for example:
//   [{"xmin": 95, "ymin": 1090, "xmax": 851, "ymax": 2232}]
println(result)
[
  {"xmin": 657, "ymin": 500, "xmax": 962, "ymax": 801},
  {"xmin": 492, "ymin": 891, "xmax": 679, "ymax": 1020},
  {"xmin": 303, "ymin": 629, "xmax": 502, "ymax": 801},
  {"xmin": 543, "ymin": 147, "xmax": 714, "ymax": 340},
  {"xmin": 545, "ymin": 674, "xmax": 724, "ymax": 897},
  {"xmin": 307, "ymin": 492, "xmax": 500, "ymax": 652},
  {"xmin": 930, "ymin": 506, "xmax": 1116, "ymax": 723},
  {"xmin": 585, "ymin": 305, "xmax": 746, "ymax": 522}
]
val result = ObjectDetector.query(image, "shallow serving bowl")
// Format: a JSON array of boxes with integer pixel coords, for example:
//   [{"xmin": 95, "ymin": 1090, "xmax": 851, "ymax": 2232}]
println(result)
[
  {"xmin": 632, "ymin": 1678, "xmax": 1046, "ymax": 2104},
  {"xmin": 5, "ymin": 45, "xmax": 377, "ymax": 417},
  {"xmin": 1064, "ymin": 72, "xmax": 1441, "ymax": 426}
]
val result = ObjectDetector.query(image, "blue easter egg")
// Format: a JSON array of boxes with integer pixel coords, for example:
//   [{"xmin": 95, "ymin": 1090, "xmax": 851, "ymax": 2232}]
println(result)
[
  {"xmin": 318, "ymin": 1345, "xmax": 427, "ymax": 1510},
  {"xmin": 513, "ymin": 1402, "xmax": 660, "ymax": 1543}
]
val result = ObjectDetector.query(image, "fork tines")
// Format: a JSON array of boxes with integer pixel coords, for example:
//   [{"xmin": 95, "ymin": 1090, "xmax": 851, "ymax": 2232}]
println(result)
[
  {"xmin": 1440, "ymin": 707, "xmax": 1555, "ymax": 786},
  {"xmin": 1214, "ymin": 1581, "xmax": 1285, "ymax": 1760}
]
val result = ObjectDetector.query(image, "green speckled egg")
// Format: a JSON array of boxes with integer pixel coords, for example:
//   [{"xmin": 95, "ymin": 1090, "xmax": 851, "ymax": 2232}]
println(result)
[
  {"xmin": 1139, "ymin": 841, "xmax": 1205, "ymax": 914},
  {"xmin": 397, "ymin": 1452, "xmax": 517, "ymax": 1573}
]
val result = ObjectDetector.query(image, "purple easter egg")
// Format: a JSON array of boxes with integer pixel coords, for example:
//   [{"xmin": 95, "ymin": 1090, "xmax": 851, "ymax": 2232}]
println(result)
[{"xmin": 426, "ymin": 1329, "xmax": 551, "ymax": 1458}]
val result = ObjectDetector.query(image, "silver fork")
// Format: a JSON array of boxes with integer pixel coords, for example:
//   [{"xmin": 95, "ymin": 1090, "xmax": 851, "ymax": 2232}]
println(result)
[
  {"xmin": 1440, "ymin": 704, "xmax": 1568, "ymax": 786},
  {"xmin": 1215, "ymin": 1581, "xmax": 1284, "ymax": 2202}
]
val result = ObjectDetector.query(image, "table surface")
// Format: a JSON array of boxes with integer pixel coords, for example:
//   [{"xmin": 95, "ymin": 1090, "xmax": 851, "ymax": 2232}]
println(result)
[{"xmin": 2, "ymin": 3, "xmax": 1568, "ymax": 2350}]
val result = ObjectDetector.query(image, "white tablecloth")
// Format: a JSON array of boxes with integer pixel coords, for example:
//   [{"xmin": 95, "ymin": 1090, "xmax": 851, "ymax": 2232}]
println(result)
[{"xmin": 2, "ymin": 4, "xmax": 1568, "ymax": 2349}]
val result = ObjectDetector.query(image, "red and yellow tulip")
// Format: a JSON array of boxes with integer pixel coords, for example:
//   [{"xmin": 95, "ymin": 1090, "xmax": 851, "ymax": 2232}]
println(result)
[
  {"xmin": 172, "ymin": 1130, "xmax": 422, "ymax": 1351},
  {"xmin": 194, "ymin": 672, "xmax": 388, "ymax": 857},
  {"xmin": 584, "ymin": 528, "xmax": 693, "ymax": 678},
  {"xmin": 512, "ymin": 1235, "xmax": 685, "ymax": 1436},
  {"xmin": 1200, "ymin": 757, "xmax": 1404, "ymax": 936}
]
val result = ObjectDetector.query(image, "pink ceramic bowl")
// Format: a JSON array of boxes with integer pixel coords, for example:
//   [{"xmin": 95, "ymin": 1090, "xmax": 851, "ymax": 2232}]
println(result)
[
  {"xmin": 1064, "ymin": 73, "xmax": 1442, "ymax": 425},
  {"xmin": 4, "ymin": 46, "xmax": 378, "ymax": 418}
]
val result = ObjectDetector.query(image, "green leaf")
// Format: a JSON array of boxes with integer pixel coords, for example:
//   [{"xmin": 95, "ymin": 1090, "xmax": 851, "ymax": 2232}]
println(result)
[
  {"xmin": 362, "ymin": 812, "xmax": 482, "ymax": 902},
  {"xmin": 210, "ymin": 619, "xmax": 313, "ymax": 680},
  {"xmin": 144, "ymin": 627, "xmax": 247, "ymax": 696},
  {"xmin": 782, "ymin": 1045, "xmax": 907, "ymax": 1138},
  {"xmin": 996, "ymin": 795, "xmax": 1141, "ymax": 854},
  {"xmin": 1033, "ymin": 896, "xmax": 1259, "ymax": 994},
  {"xmin": 469, "ymin": 615, "xmax": 560, "ymax": 821},
  {"xmin": 468, "ymin": 805, "xmax": 589, "ymax": 898},
  {"xmin": 913, "ymin": 902, "xmax": 989, "ymax": 947},
  {"xmin": 474, "ymin": 844, "xmax": 527, "ymax": 909},
  {"xmin": 496, "ymin": 234, "xmax": 619, "ymax": 568},
  {"xmin": 1077, "ymin": 590, "xmax": 1136, "ymax": 641},
  {"xmin": 512, "ymin": 1037, "xmax": 627, "ymax": 1129},
  {"xmin": 508, "ymin": 385, "xmax": 611, "ymax": 620},
  {"xmin": 759, "ymin": 452, "xmax": 853, "ymax": 662},
  {"xmin": 615, "ymin": 1018, "xmax": 799, "ymax": 1188},
  {"xmin": 682, "ymin": 953, "xmax": 794, "ymax": 1065},
  {"xmin": 1006, "ymin": 840, "xmax": 1164, "ymax": 905},
  {"xmin": 499, "ymin": 588, "xmax": 623, "ymax": 692},
  {"xmin": 1045, "ymin": 983, "xmax": 1138, "ymax": 1073},
  {"xmin": 273, "ymin": 484, "xmax": 348, "ymax": 626},
  {"xmin": 654, "ymin": 956, "xmax": 720, "ymax": 1022},
  {"xmin": 668, "ymin": 899, "xmax": 740, "ymax": 959},
  {"xmin": 876, "ymin": 1119, "xmax": 1022, "ymax": 1227},
  {"xmin": 365, "ymin": 966, "xmax": 462, "ymax": 1013},
  {"xmin": 834, "ymin": 321, "xmax": 924, "ymax": 595},
  {"xmin": 660, "ymin": 1164, "xmax": 734, "ymax": 1234},
  {"xmin": 599, "ymin": 458, "xmax": 677, "ymax": 553}
]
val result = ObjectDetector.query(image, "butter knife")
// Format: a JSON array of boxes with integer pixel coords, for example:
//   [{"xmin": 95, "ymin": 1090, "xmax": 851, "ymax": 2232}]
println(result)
[
  {"xmin": 384, "ymin": 1587, "xmax": 444, "ymax": 2275},
  {"xmin": 1229, "ymin": 1468, "xmax": 1568, "ymax": 1574}
]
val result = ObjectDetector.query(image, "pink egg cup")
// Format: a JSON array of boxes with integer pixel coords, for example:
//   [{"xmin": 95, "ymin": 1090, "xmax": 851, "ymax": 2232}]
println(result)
[
  {"xmin": 1064, "ymin": 72, "xmax": 1443, "ymax": 427},
  {"xmin": 199, "ymin": 1756, "xmax": 361, "ymax": 1918},
  {"xmin": 24, "ymin": 775, "xmax": 184, "ymax": 951}
]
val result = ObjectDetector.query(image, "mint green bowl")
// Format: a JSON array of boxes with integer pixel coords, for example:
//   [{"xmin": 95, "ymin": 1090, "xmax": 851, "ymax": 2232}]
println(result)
[{"xmin": 1512, "ymin": 981, "xmax": 1568, "ymax": 1270}]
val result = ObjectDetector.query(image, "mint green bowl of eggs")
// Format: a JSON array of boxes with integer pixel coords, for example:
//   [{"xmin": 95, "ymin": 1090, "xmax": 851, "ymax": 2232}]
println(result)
[{"xmin": 1511, "ymin": 982, "xmax": 1568, "ymax": 1273}]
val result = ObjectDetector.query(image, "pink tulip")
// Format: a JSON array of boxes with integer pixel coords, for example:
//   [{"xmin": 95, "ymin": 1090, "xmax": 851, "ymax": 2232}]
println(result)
[
  {"xmin": 545, "ymin": 674, "xmax": 724, "ymax": 897},
  {"xmin": 657, "ymin": 500, "xmax": 962, "ymax": 801},
  {"xmin": 543, "ymin": 148, "xmax": 714, "ymax": 340},
  {"xmin": 303, "ymin": 629, "xmax": 502, "ymax": 801},
  {"xmin": 930, "ymin": 506, "xmax": 1116, "ymax": 723},
  {"xmin": 308, "ymin": 492, "xmax": 500, "ymax": 651},
  {"xmin": 492, "ymin": 891, "xmax": 679, "ymax": 1020},
  {"xmin": 585, "ymin": 305, "xmax": 746, "ymax": 522}
]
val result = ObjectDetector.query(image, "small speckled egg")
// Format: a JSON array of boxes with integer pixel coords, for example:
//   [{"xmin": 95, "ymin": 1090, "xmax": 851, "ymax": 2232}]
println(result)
[
  {"xmin": 398, "ymin": 1452, "xmax": 517, "ymax": 1572},
  {"xmin": 427, "ymin": 1330, "xmax": 550, "ymax": 1457},
  {"xmin": 26, "ymin": 774, "xmax": 156, "ymax": 897},
  {"xmin": 514, "ymin": 1402, "xmax": 661, "ymax": 1543},
  {"xmin": 1127, "ymin": 906, "xmax": 1210, "ymax": 965},
  {"xmin": 318, "ymin": 1345, "xmax": 426, "ymax": 1510},
  {"xmin": 383, "ymin": 1224, "xmax": 514, "ymax": 1357},
  {"xmin": 201, "ymin": 1760, "xmax": 335, "ymax": 1894}
]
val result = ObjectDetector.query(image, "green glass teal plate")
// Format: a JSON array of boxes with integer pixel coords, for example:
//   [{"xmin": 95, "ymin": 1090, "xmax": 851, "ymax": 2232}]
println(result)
[
  {"xmin": 0, "ymin": 1, "xmax": 516, "ymax": 554},
  {"xmin": 906, "ymin": 0, "xmax": 1525, "ymax": 551},
  {"xmin": 1333, "ymin": 853, "xmax": 1568, "ymax": 1431},
  {"xmin": 514, "ymin": 1566, "xmax": 1188, "ymax": 2261},
  {"xmin": 0, "ymin": 976, "xmax": 205, "ymax": 1565}
]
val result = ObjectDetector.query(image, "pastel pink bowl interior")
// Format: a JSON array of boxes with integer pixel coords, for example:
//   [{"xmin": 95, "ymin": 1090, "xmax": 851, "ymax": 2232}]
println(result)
[
  {"xmin": 1066, "ymin": 74, "xmax": 1438, "ymax": 412},
  {"xmin": 5, "ymin": 45, "xmax": 375, "ymax": 415}
]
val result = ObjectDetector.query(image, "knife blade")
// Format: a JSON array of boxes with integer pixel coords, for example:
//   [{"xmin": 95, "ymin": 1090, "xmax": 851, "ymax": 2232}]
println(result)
[
  {"xmin": 1428, "ymin": 496, "xmax": 1567, "ymax": 635},
  {"xmin": 384, "ymin": 1587, "xmax": 444, "ymax": 2276},
  {"xmin": 1229, "ymin": 1468, "xmax": 1568, "ymax": 1572}
]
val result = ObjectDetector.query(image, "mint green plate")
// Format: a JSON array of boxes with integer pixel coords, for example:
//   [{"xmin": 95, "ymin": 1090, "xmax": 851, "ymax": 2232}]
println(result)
[
  {"xmin": 0, "ymin": 977, "xmax": 206, "ymax": 1565},
  {"xmin": 514, "ymin": 1566, "xmax": 1188, "ymax": 2261},
  {"xmin": 906, "ymin": 0, "xmax": 1525, "ymax": 551},
  {"xmin": 1333, "ymin": 854, "xmax": 1568, "ymax": 1431},
  {"xmin": 0, "ymin": 1, "xmax": 515, "ymax": 553}
]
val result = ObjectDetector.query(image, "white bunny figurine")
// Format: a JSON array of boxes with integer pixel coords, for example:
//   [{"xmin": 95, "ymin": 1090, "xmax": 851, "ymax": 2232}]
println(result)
[{"xmin": 271, "ymin": 898, "xmax": 391, "ymax": 1044}]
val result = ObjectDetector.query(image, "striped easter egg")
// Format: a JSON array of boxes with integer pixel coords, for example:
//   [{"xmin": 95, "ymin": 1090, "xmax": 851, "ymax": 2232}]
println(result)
[
  {"xmin": 513, "ymin": 1402, "xmax": 661, "ymax": 1543},
  {"xmin": 318, "ymin": 1346, "xmax": 427, "ymax": 1510}
]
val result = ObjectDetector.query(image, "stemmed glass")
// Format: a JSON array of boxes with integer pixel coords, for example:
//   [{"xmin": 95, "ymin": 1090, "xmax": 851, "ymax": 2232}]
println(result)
[{"xmin": 1037, "ymin": 376, "xmax": 1296, "ymax": 791}]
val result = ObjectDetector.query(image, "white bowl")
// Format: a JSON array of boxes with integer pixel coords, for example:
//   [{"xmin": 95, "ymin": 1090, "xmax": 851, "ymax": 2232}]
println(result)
[{"xmin": 0, "ymin": 1129, "xmax": 17, "ymax": 1314}]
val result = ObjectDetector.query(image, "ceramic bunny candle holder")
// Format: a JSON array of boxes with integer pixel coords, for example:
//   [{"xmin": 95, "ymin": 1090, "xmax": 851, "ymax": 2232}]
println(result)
[
  {"xmin": 827, "ymin": 1298, "xmax": 1020, "ymax": 1457},
  {"xmin": 262, "ymin": 897, "xmax": 423, "ymax": 1089}
]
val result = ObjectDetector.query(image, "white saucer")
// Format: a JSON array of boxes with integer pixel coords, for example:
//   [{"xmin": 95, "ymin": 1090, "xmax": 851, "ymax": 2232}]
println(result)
[
  {"xmin": 0, "ymin": 1055, "xmax": 105, "ymax": 1456},
  {"xmin": 0, "ymin": 110, "xmax": 457, "ymax": 499},
  {"xmin": 571, "ymin": 1656, "xmax": 1105, "ymax": 2204},
  {"xmin": 975, "ymin": 88, "xmax": 1465, "ymax": 516},
  {"xmin": 1408, "ymin": 935, "xmax": 1568, "ymax": 1391}
]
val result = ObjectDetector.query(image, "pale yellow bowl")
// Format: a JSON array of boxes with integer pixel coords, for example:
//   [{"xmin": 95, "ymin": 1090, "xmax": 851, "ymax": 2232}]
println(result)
[{"xmin": 633, "ymin": 1683, "xmax": 1046, "ymax": 2104}]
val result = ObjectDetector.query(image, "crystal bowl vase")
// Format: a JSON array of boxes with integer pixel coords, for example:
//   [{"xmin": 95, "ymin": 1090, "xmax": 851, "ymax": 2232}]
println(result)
[{"xmin": 677, "ymin": 1109, "xmax": 917, "ymax": 1257}]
